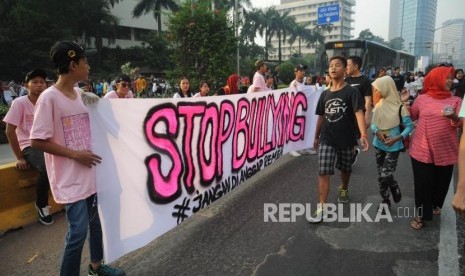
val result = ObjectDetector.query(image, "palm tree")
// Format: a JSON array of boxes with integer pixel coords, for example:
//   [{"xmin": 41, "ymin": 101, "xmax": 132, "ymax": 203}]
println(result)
[
  {"xmin": 212, "ymin": 0, "xmax": 251, "ymax": 12},
  {"xmin": 273, "ymin": 9, "xmax": 294, "ymax": 62},
  {"xmin": 240, "ymin": 8, "xmax": 261, "ymax": 45},
  {"xmin": 132, "ymin": 0, "xmax": 179, "ymax": 36},
  {"xmin": 256, "ymin": 7, "xmax": 282, "ymax": 61},
  {"xmin": 74, "ymin": 0, "xmax": 121, "ymax": 65},
  {"xmin": 288, "ymin": 22, "xmax": 324, "ymax": 55}
]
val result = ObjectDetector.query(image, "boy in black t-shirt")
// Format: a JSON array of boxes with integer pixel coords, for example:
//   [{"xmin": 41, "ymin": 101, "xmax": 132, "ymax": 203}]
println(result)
[{"xmin": 310, "ymin": 56, "xmax": 369, "ymax": 223}]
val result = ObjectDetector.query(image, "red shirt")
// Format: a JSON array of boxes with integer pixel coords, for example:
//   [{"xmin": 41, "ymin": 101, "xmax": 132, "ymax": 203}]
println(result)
[{"xmin": 409, "ymin": 94, "xmax": 462, "ymax": 165}]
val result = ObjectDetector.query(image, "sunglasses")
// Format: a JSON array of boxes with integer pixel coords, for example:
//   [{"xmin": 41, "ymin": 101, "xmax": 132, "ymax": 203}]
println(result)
[{"xmin": 119, "ymin": 82, "xmax": 130, "ymax": 88}]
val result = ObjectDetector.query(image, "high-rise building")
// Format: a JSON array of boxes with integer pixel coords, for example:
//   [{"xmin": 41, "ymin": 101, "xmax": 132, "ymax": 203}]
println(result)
[
  {"xmin": 389, "ymin": 0, "xmax": 437, "ymax": 63},
  {"xmin": 437, "ymin": 19, "xmax": 465, "ymax": 69},
  {"xmin": 268, "ymin": 0, "xmax": 355, "ymax": 62}
]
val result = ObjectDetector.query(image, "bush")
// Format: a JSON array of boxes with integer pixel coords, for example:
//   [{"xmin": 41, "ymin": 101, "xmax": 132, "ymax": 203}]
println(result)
[{"xmin": 278, "ymin": 61, "xmax": 295, "ymax": 85}]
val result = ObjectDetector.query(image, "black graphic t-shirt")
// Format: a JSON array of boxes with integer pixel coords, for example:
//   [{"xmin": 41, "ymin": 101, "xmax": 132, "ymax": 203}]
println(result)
[
  {"xmin": 345, "ymin": 75, "xmax": 371, "ymax": 111},
  {"xmin": 315, "ymin": 85, "xmax": 364, "ymax": 148}
]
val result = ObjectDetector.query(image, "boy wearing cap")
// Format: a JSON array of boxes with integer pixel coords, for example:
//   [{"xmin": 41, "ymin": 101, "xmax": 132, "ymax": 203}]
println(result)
[
  {"xmin": 30, "ymin": 41, "xmax": 125, "ymax": 276},
  {"xmin": 3, "ymin": 69, "xmax": 54, "ymax": 225}
]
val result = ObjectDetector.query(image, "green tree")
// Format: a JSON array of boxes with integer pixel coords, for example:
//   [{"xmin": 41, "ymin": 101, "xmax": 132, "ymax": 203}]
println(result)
[
  {"xmin": 0, "ymin": 0, "xmax": 74, "ymax": 80},
  {"xmin": 132, "ymin": 0, "xmax": 179, "ymax": 36},
  {"xmin": 288, "ymin": 22, "xmax": 324, "ymax": 57},
  {"xmin": 357, "ymin": 29, "xmax": 386, "ymax": 45},
  {"xmin": 388, "ymin": 37, "xmax": 404, "ymax": 50},
  {"xmin": 166, "ymin": 0, "xmax": 236, "ymax": 90},
  {"xmin": 73, "ymin": 0, "xmax": 121, "ymax": 66}
]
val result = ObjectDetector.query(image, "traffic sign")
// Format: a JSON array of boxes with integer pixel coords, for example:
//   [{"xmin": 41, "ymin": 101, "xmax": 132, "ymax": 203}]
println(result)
[{"xmin": 317, "ymin": 4, "xmax": 340, "ymax": 25}]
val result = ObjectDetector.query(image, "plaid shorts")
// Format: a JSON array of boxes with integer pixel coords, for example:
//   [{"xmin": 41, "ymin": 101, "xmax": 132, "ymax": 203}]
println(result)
[{"xmin": 318, "ymin": 143, "xmax": 355, "ymax": 175}]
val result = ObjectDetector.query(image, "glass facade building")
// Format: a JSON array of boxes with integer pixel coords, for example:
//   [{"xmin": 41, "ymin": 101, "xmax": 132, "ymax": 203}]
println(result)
[{"xmin": 389, "ymin": 0, "xmax": 437, "ymax": 65}]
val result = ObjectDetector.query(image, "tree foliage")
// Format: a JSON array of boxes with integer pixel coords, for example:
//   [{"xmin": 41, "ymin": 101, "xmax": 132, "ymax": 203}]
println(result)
[
  {"xmin": 357, "ymin": 29, "xmax": 386, "ymax": 44},
  {"xmin": 166, "ymin": 0, "xmax": 236, "ymax": 90}
]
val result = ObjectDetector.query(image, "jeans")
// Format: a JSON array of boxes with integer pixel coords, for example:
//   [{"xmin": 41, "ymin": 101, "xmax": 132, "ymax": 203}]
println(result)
[
  {"xmin": 60, "ymin": 194, "xmax": 103, "ymax": 276},
  {"xmin": 22, "ymin": 147, "xmax": 50, "ymax": 207}
]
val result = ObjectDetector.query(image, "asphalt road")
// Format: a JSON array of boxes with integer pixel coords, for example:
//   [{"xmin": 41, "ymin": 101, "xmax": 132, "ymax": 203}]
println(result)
[{"xmin": 0, "ymin": 144, "xmax": 461, "ymax": 275}]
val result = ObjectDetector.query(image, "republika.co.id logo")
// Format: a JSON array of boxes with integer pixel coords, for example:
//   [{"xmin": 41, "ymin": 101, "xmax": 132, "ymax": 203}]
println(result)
[{"xmin": 263, "ymin": 203, "xmax": 423, "ymax": 223}]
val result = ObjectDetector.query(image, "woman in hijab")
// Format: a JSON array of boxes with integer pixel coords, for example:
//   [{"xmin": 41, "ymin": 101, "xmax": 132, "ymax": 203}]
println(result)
[
  {"xmin": 409, "ymin": 65, "xmax": 462, "ymax": 230},
  {"xmin": 225, "ymin": 74, "xmax": 240, "ymax": 95},
  {"xmin": 371, "ymin": 76, "xmax": 413, "ymax": 212}
]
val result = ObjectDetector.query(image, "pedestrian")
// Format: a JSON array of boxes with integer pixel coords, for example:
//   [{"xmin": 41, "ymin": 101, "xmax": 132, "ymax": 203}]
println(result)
[
  {"xmin": 452, "ymin": 99, "xmax": 465, "ymax": 214},
  {"xmin": 3, "ymin": 69, "xmax": 54, "ymax": 225},
  {"xmin": 391, "ymin": 67, "xmax": 405, "ymax": 92},
  {"xmin": 409, "ymin": 65, "xmax": 462, "ymax": 230},
  {"xmin": 104, "ymin": 74, "xmax": 134, "ymax": 99},
  {"xmin": 310, "ymin": 56, "xmax": 369, "ymax": 223},
  {"xmin": 248, "ymin": 59, "xmax": 267, "ymax": 93},
  {"xmin": 193, "ymin": 80, "xmax": 210, "ymax": 97},
  {"xmin": 29, "ymin": 40, "xmax": 125, "ymax": 276},
  {"xmin": 452, "ymin": 68, "xmax": 464, "ymax": 99},
  {"xmin": 370, "ymin": 76, "xmax": 413, "ymax": 212},
  {"xmin": 135, "ymin": 74, "xmax": 146, "ymax": 98},
  {"xmin": 288, "ymin": 64, "xmax": 313, "ymax": 157},
  {"xmin": 345, "ymin": 56, "xmax": 372, "ymax": 166},
  {"xmin": 173, "ymin": 77, "xmax": 192, "ymax": 98}
]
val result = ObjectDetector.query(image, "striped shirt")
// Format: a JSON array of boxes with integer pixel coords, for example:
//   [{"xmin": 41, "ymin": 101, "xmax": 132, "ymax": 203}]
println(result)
[{"xmin": 409, "ymin": 94, "xmax": 462, "ymax": 165}]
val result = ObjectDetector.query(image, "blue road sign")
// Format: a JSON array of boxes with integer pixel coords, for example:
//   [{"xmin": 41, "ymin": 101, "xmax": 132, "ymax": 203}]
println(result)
[{"xmin": 317, "ymin": 4, "xmax": 340, "ymax": 25}]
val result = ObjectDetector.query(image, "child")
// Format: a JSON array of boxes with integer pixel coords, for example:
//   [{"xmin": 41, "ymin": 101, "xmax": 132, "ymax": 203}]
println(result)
[
  {"xmin": 371, "ymin": 76, "xmax": 413, "ymax": 211},
  {"xmin": 30, "ymin": 41, "xmax": 125, "ymax": 276},
  {"xmin": 310, "ymin": 56, "xmax": 369, "ymax": 223},
  {"xmin": 3, "ymin": 69, "xmax": 54, "ymax": 225}
]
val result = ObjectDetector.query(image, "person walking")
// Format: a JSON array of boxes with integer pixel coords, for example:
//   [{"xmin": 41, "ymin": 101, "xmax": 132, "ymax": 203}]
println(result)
[
  {"xmin": 310, "ymin": 56, "xmax": 369, "ymax": 223},
  {"xmin": 409, "ymin": 65, "xmax": 462, "ymax": 230},
  {"xmin": 370, "ymin": 76, "xmax": 413, "ymax": 211}
]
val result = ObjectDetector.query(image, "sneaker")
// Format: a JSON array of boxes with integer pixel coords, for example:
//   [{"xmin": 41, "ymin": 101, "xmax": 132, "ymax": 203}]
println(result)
[
  {"xmin": 35, "ymin": 203, "xmax": 54, "ymax": 225},
  {"xmin": 352, "ymin": 148, "xmax": 360, "ymax": 166},
  {"xmin": 338, "ymin": 187, "xmax": 349, "ymax": 203},
  {"xmin": 88, "ymin": 264, "xmax": 126, "ymax": 276},
  {"xmin": 308, "ymin": 207, "xmax": 326, "ymax": 223},
  {"xmin": 390, "ymin": 185, "xmax": 402, "ymax": 203},
  {"xmin": 289, "ymin": 150, "xmax": 301, "ymax": 157}
]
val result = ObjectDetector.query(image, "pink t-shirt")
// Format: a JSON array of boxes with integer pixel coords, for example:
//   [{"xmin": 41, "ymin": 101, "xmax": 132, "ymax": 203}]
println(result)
[
  {"xmin": 103, "ymin": 90, "xmax": 134, "ymax": 99},
  {"xmin": 3, "ymin": 96, "xmax": 35, "ymax": 150},
  {"xmin": 409, "ymin": 94, "xmax": 462, "ymax": 166},
  {"xmin": 30, "ymin": 86, "xmax": 96, "ymax": 204},
  {"xmin": 252, "ymin": 71, "xmax": 267, "ymax": 92}
]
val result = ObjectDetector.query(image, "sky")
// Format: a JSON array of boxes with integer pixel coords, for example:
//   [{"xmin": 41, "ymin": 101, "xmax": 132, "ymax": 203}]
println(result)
[{"xmin": 252, "ymin": 0, "xmax": 464, "ymax": 42}]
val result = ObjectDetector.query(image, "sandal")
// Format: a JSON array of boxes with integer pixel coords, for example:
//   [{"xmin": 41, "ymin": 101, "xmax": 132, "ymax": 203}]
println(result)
[
  {"xmin": 433, "ymin": 207, "xmax": 441, "ymax": 215},
  {"xmin": 410, "ymin": 218, "xmax": 424, "ymax": 230}
]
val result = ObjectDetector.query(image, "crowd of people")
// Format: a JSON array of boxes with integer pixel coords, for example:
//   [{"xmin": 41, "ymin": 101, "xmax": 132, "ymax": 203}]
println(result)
[{"xmin": 3, "ymin": 37, "xmax": 465, "ymax": 275}]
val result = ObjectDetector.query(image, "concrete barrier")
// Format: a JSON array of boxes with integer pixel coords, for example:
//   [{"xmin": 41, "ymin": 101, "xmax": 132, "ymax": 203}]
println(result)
[{"xmin": 0, "ymin": 162, "xmax": 62, "ymax": 234}]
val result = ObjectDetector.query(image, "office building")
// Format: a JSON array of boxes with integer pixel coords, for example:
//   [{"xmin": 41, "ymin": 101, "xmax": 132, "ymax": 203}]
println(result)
[
  {"xmin": 268, "ymin": 0, "xmax": 355, "ymax": 61},
  {"xmin": 388, "ymin": 0, "xmax": 437, "ymax": 63},
  {"xmin": 437, "ymin": 19, "xmax": 465, "ymax": 69}
]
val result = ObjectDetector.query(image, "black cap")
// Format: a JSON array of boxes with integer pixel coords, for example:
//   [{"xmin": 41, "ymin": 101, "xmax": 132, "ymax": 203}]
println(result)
[
  {"xmin": 25, "ymin": 69, "xmax": 47, "ymax": 82},
  {"xmin": 294, "ymin": 64, "xmax": 308, "ymax": 72},
  {"xmin": 50, "ymin": 41, "xmax": 96, "ymax": 68}
]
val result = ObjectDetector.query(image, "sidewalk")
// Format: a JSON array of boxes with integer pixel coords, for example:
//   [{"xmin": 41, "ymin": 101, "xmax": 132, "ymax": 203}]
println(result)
[{"xmin": 0, "ymin": 143, "xmax": 15, "ymax": 164}]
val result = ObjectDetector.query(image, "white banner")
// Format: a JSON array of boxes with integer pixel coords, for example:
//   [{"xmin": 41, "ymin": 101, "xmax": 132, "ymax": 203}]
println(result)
[{"xmin": 88, "ymin": 87, "xmax": 320, "ymax": 262}]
